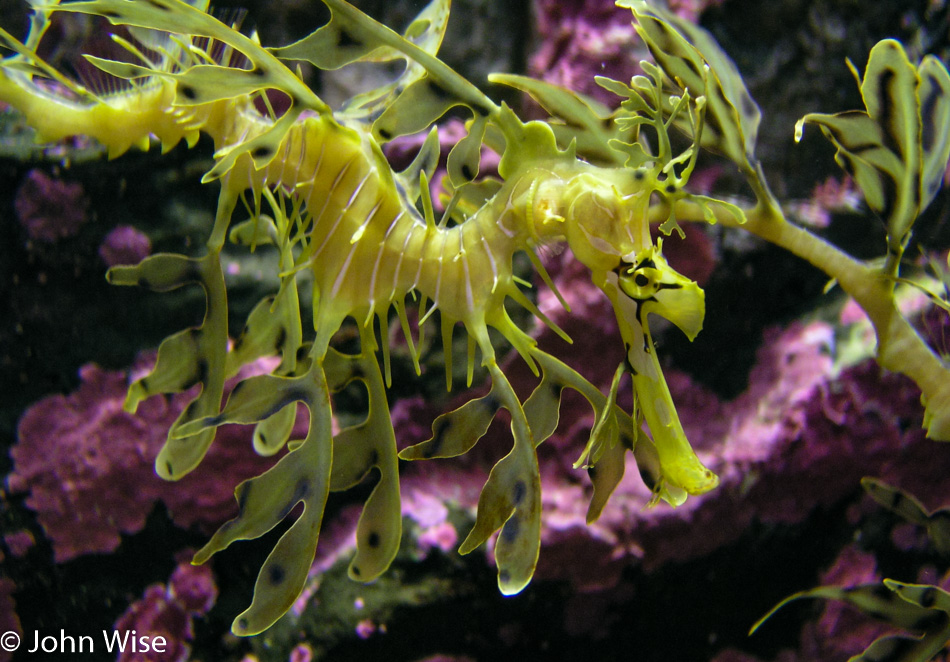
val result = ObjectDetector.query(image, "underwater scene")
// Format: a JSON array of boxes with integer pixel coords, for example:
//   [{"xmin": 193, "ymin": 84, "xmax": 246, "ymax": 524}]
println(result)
[{"xmin": 3, "ymin": 0, "xmax": 950, "ymax": 660}]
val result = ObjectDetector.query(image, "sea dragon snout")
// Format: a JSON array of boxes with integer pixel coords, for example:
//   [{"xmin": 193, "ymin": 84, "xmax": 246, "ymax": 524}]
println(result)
[{"xmin": 600, "ymin": 243, "xmax": 718, "ymax": 498}]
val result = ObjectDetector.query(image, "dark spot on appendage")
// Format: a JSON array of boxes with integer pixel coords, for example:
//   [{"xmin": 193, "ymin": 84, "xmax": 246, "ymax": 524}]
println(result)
[
  {"xmin": 484, "ymin": 394, "xmax": 502, "ymax": 413},
  {"xmin": 844, "ymin": 140, "xmax": 880, "ymax": 155},
  {"xmin": 337, "ymin": 29, "xmax": 361, "ymax": 49},
  {"xmin": 921, "ymin": 81, "xmax": 941, "ymax": 153},
  {"xmin": 293, "ymin": 477, "xmax": 310, "ymax": 501},
  {"xmin": 165, "ymin": 461, "xmax": 174, "ymax": 477},
  {"xmin": 369, "ymin": 449, "xmax": 379, "ymax": 466},
  {"xmin": 144, "ymin": 0, "xmax": 170, "ymax": 10},
  {"xmin": 702, "ymin": 111, "xmax": 724, "ymax": 140},
  {"xmin": 351, "ymin": 566, "xmax": 361, "ymax": 577},
  {"xmin": 237, "ymin": 483, "xmax": 251, "ymax": 515},
  {"xmin": 237, "ymin": 618, "xmax": 249, "ymax": 632},
  {"xmin": 914, "ymin": 611, "xmax": 949, "ymax": 632},
  {"xmin": 183, "ymin": 399, "xmax": 199, "ymax": 419},
  {"xmin": 865, "ymin": 584, "xmax": 893, "ymax": 601},
  {"xmin": 252, "ymin": 66, "xmax": 267, "ymax": 77},
  {"xmin": 512, "ymin": 480, "xmax": 526, "ymax": 505},
  {"xmin": 427, "ymin": 79, "xmax": 453, "ymax": 100},
  {"xmin": 498, "ymin": 569, "xmax": 510, "ymax": 584},
  {"xmin": 678, "ymin": 55, "xmax": 703, "ymax": 81},
  {"xmin": 665, "ymin": 183, "xmax": 676, "ymax": 194},
  {"xmin": 257, "ymin": 431, "xmax": 268, "ymax": 447},
  {"xmin": 137, "ymin": 276, "xmax": 151, "ymax": 288},
  {"xmin": 425, "ymin": 419, "xmax": 451, "ymax": 458},
  {"xmin": 501, "ymin": 517, "xmax": 520, "ymax": 544},
  {"xmin": 276, "ymin": 478, "xmax": 310, "ymax": 520},
  {"xmin": 268, "ymin": 564, "xmax": 285, "ymax": 585},
  {"xmin": 252, "ymin": 145, "xmax": 273, "ymax": 159},
  {"xmin": 879, "ymin": 175, "xmax": 899, "ymax": 224},
  {"xmin": 196, "ymin": 359, "xmax": 209, "ymax": 384},
  {"xmin": 920, "ymin": 586, "xmax": 938, "ymax": 608},
  {"xmin": 461, "ymin": 163, "xmax": 474, "ymax": 180},
  {"xmin": 619, "ymin": 433, "xmax": 634, "ymax": 450},
  {"xmin": 367, "ymin": 532, "xmax": 380, "ymax": 548},
  {"xmin": 179, "ymin": 85, "xmax": 197, "ymax": 100},
  {"xmin": 378, "ymin": 128, "xmax": 392, "ymax": 140},
  {"xmin": 882, "ymin": 486, "xmax": 902, "ymax": 510},
  {"xmin": 862, "ymin": 608, "xmax": 891, "ymax": 623},
  {"xmin": 231, "ymin": 382, "xmax": 250, "ymax": 404},
  {"xmin": 637, "ymin": 466, "xmax": 657, "ymax": 491},
  {"xmin": 283, "ymin": 389, "xmax": 310, "ymax": 406},
  {"xmin": 274, "ymin": 327, "xmax": 287, "ymax": 352},
  {"xmin": 635, "ymin": 273, "xmax": 649, "ymax": 287}
]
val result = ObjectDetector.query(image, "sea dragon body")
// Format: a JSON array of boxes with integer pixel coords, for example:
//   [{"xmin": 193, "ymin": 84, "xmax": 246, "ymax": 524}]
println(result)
[
  {"xmin": 0, "ymin": 0, "xmax": 731, "ymax": 634},
  {"xmin": 9, "ymin": 0, "xmax": 950, "ymax": 644}
]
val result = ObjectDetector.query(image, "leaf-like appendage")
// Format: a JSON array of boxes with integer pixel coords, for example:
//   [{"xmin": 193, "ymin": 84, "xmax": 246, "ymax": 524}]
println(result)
[
  {"xmin": 622, "ymin": 0, "xmax": 761, "ymax": 173},
  {"xmin": 796, "ymin": 40, "xmax": 950, "ymax": 256}
]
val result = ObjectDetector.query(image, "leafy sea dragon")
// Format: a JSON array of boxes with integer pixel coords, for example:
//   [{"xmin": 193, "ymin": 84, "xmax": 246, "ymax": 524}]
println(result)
[
  {"xmin": 0, "ymin": 0, "xmax": 727, "ymax": 634},
  {"xmin": 4, "ymin": 0, "xmax": 950, "ymax": 641}
]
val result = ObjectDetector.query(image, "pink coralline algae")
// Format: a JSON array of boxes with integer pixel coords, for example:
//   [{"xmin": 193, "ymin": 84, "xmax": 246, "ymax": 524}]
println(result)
[
  {"xmin": 530, "ymin": 0, "xmax": 644, "ymax": 105},
  {"xmin": 8, "ymin": 356, "xmax": 282, "ymax": 562},
  {"xmin": 99, "ymin": 225, "xmax": 152, "ymax": 267},
  {"xmin": 14, "ymin": 168, "xmax": 89, "ymax": 242},
  {"xmin": 2, "ymin": 530, "xmax": 35, "ymax": 559},
  {"xmin": 530, "ymin": 0, "xmax": 723, "ymax": 106},
  {"xmin": 112, "ymin": 557, "xmax": 217, "ymax": 662},
  {"xmin": 787, "ymin": 175, "xmax": 862, "ymax": 229}
]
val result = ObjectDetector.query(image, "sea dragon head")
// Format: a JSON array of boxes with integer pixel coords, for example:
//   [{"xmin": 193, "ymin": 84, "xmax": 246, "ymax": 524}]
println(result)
[
  {"xmin": 546, "ymin": 7, "xmax": 724, "ymax": 498},
  {"xmin": 604, "ymin": 241, "xmax": 717, "ymax": 497},
  {"xmin": 566, "ymin": 181, "xmax": 718, "ymax": 499}
]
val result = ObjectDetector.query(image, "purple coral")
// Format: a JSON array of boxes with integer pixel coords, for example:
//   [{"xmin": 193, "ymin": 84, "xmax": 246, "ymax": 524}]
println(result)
[
  {"xmin": 530, "ymin": 0, "xmax": 723, "ymax": 107},
  {"xmin": 111, "ymin": 557, "xmax": 217, "ymax": 662},
  {"xmin": 14, "ymin": 168, "xmax": 89, "ymax": 243},
  {"xmin": 99, "ymin": 225, "xmax": 152, "ymax": 267},
  {"xmin": 530, "ymin": 0, "xmax": 644, "ymax": 105},
  {"xmin": 8, "ymin": 355, "xmax": 283, "ymax": 562}
]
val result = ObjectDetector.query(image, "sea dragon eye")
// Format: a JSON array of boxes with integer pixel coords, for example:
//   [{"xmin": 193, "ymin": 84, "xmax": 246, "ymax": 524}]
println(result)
[{"xmin": 618, "ymin": 261, "xmax": 661, "ymax": 300}]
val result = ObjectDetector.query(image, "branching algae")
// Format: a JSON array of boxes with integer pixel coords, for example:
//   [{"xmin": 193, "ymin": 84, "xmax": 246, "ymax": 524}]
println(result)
[{"xmin": 2, "ymin": 0, "xmax": 950, "ymax": 642}]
